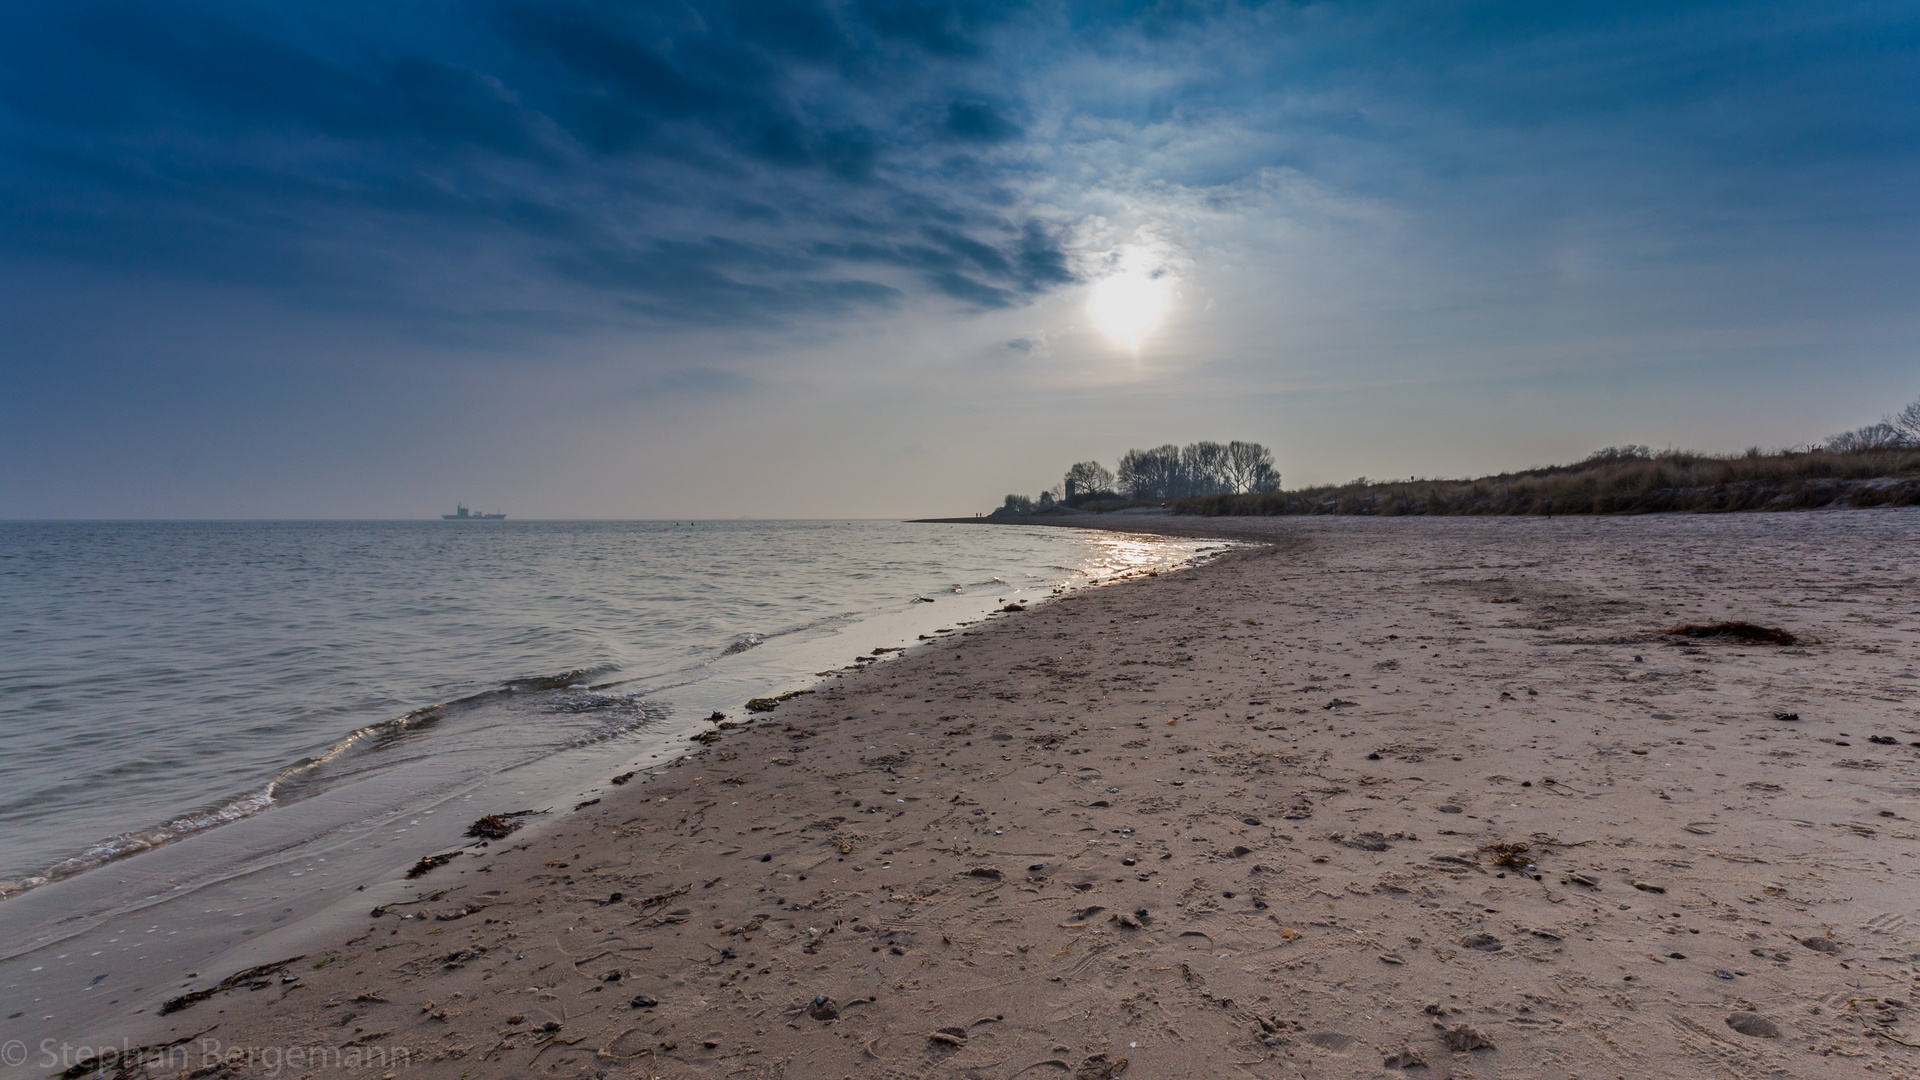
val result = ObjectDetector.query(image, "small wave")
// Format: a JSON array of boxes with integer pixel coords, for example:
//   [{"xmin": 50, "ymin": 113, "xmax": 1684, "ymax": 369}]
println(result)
[
  {"xmin": 720, "ymin": 634, "xmax": 764, "ymax": 656},
  {"xmin": 0, "ymin": 664, "xmax": 617, "ymax": 901},
  {"xmin": 503, "ymin": 668, "xmax": 603, "ymax": 691},
  {"xmin": 0, "ymin": 782, "xmax": 277, "ymax": 900}
]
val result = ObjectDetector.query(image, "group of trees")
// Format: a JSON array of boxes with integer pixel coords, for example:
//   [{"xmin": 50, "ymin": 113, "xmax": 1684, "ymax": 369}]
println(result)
[
  {"xmin": 999, "ymin": 440, "xmax": 1280, "ymax": 514},
  {"xmin": 1826, "ymin": 396, "xmax": 1920, "ymax": 452},
  {"xmin": 1115, "ymin": 441, "xmax": 1281, "ymax": 499}
]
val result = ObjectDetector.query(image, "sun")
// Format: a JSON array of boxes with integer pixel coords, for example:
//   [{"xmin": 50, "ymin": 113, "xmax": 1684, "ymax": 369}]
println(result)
[{"xmin": 1086, "ymin": 250, "xmax": 1175, "ymax": 350}]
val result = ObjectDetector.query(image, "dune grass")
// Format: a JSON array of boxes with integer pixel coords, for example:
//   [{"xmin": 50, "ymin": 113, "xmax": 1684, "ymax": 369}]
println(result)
[{"xmin": 1172, "ymin": 446, "xmax": 1920, "ymax": 517}]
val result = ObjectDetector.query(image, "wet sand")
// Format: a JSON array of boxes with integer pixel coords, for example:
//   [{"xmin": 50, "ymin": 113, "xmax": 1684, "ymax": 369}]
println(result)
[{"xmin": 67, "ymin": 511, "xmax": 1920, "ymax": 1079}]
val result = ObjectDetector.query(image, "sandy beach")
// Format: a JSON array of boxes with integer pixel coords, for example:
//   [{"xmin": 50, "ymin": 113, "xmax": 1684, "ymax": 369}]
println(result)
[{"xmin": 64, "ymin": 510, "xmax": 1920, "ymax": 1080}]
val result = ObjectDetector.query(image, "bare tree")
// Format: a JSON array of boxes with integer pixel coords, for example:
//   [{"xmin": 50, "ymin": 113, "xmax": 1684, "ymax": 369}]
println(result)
[
  {"xmin": 1118, "ymin": 445, "xmax": 1183, "ymax": 499},
  {"xmin": 1892, "ymin": 396, "xmax": 1920, "ymax": 442},
  {"xmin": 1825, "ymin": 423, "xmax": 1909, "ymax": 452},
  {"xmin": 1222, "ymin": 441, "xmax": 1280, "ymax": 493},
  {"xmin": 1180, "ymin": 442, "xmax": 1232, "ymax": 496},
  {"xmin": 1063, "ymin": 461, "xmax": 1115, "ymax": 500}
]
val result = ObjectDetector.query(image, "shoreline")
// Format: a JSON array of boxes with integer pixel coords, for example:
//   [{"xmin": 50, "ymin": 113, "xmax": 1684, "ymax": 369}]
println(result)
[
  {"xmin": 0, "ymin": 524, "xmax": 1229, "ymax": 1069},
  {"xmin": 18, "ymin": 511, "xmax": 1920, "ymax": 1079}
]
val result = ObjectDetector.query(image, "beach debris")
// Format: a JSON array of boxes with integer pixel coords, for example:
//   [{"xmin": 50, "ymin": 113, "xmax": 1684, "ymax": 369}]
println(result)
[
  {"xmin": 1799, "ymin": 936, "xmax": 1843, "ymax": 954},
  {"xmin": 1334, "ymin": 830, "xmax": 1412, "ymax": 850},
  {"xmin": 1772, "ymin": 711, "xmax": 1799, "ymax": 722},
  {"xmin": 1662, "ymin": 621, "xmax": 1797, "ymax": 646},
  {"xmin": 1725, "ymin": 1012, "xmax": 1781, "ymax": 1038},
  {"xmin": 928, "ymin": 1027, "xmax": 968, "ymax": 1047},
  {"xmin": 1868, "ymin": 734, "xmax": 1899, "ymax": 744},
  {"xmin": 1438, "ymin": 804, "xmax": 1463, "ymax": 814},
  {"xmin": 1460, "ymin": 933, "xmax": 1503, "ymax": 952},
  {"xmin": 573, "ymin": 797, "xmax": 600, "ymax": 810},
  {"xmin": 1001, "ymin": 604, "xmax": 1027, "ymax": 612},
  {"xmin": 1632, "ymin": 880, "xmax": 1666, "ymax": 893},
  {"xmin": 161, "ymin": 956, "xmax": 305, "ymax": 1014},
  {"xmin": 1325, "ymin": 699, "xmax": 1358, "ymax": 710},
  {"xmin": 1436, "ymin": 1024, "xmax": 1494, "ymax": 1052},
  {"xmin": 610, "ymin": 771, "xmax": 637, "ymax": 784},
  {"xmin": 406, "ymin": 851, "xmax": 461, "ymax": 878},
  {"xmin": 1565, "ymin": 872, "xmax": 1601, "ymax": 889},
  {"xmin": 1073, "ymin": 1054, "xmax": 1128, "ymax": 1079},
  {"xmin": 1379, "ymin": 952, "xmax": 1407, "ymax": 965},
  {"xmin": 1384, "ymin": 1046, "xmax": 1429, "ymax": 1068},
  {"xmin": 747, "ymin": 689, "xmax": 814, "ymax": 712},
  {"xmin": 466, "ymin": 809, "xmax": 542, "ymax": 840},
  {"xmin": 1481, "ymin": 842, "xmax": 1533, "ymax": 869},
  {"xmin": 691, "ymin": 730, "xmax": 723, "ymax": 744},
  {"xmin": 630, "ymin": 994, "xmax": 659, "ymax": 1009},
  {"xmin": 967, "ymin": 866, "xmax": 1004, "ymax": 880}
]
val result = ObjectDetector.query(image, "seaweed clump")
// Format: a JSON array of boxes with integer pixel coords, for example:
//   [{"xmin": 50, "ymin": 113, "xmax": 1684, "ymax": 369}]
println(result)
[
  {"xmin": 466, "ymin": 809, "xmax": 541, "ymax": 840},
  {"xmin": 745, "ymin": 689, "xmax": 814, "ymax": 713},
  {"xmin": 1663, "ymin": 621, "xmax": 1797, "ymax": 646},
  {"xmin": 1481, "ymin": 842, "xmax": 1535, "ymax": 870},
  {"xmin": 407, "ymin": 851, "xmax": 461, "ymax": 878}
]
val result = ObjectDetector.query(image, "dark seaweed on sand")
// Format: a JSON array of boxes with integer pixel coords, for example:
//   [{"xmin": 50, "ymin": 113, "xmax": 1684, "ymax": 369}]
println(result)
[
  {"xmin": 1662, "ymin": 621, "xmax": 1797, "ymax": 646},
  {"xmin": 160, "ymin": 956, "xmax": 305, "ymax": 1014},
  {"xmin": 407, "ymin": 850, "xmax": 461, "ymax": 878},
  {"xmin": 1481, "ymin": 842, "xmax": 1534, "ymax": 869},
  {"xmin": 466, "ymin": 809, "xmax": 542, "ymax": 840}
]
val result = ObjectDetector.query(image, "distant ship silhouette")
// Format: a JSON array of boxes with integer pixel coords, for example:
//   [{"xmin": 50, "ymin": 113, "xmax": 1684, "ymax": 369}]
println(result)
[{"xmin": 442, "ymin": 504, "xmax": 506, "ymax": 520}]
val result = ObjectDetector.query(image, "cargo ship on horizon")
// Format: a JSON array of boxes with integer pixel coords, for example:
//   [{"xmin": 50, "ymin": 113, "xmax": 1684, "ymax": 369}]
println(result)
[{"xmin": 442, "ymin": 504, "xmax": 506, "ymax": 520}]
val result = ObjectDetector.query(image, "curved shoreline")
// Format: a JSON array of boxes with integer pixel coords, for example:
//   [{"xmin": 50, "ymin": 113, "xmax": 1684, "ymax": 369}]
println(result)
[{"xmin": 17, "ymin": 510, "xmax": 1920, "ymax": 1079}]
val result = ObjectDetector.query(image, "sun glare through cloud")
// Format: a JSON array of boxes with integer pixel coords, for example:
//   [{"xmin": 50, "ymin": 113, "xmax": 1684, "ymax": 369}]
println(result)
[{"xmin": 1086, "ymin": 247, "xmax": 1176, "ymax": 351}]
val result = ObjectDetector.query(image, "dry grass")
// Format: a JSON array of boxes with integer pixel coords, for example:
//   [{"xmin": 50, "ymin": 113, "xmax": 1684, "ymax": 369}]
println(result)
[{"xmin": 1173, "ymin": 447, "xmax": 1920, "ymax": 517}]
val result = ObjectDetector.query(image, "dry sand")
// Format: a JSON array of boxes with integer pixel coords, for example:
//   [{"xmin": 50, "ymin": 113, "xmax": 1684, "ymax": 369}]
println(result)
[{"xmin": 90, "ymin": 511, "xmax": 1920, "ymax": 1079}]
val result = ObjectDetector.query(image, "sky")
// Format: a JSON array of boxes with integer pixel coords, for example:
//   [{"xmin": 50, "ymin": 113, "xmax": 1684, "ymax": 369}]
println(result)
[{"xmin": 3, "ymin": 0, "xmax": 1918, "ymax": 519}]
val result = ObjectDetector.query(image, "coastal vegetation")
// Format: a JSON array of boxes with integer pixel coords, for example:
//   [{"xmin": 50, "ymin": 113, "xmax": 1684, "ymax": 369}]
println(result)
[
  {"xmin": 995, "ymin": 396, "xmax": 1920, "ymax": 518},
  {"xmin": 1175, "ymin": 438, "xmax": 1920, "ymax": 518}
]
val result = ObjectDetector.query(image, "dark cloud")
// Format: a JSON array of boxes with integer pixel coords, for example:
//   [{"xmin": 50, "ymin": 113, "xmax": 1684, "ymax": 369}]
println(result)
[
  {"xmin": 0, "ymin": 0, "xmax": 1066, "ymax": 326},
  {"xmin": 944, "ymin": 100, "xmax": 1022, "ymax": 142},
  {"xmin": 1, "ymin": 0, "xmax": 1915, "ymax": 339}
]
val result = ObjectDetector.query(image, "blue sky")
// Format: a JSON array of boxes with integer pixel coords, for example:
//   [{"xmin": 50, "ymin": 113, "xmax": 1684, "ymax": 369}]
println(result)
[{"xmin": 4, "ymin": 0, "xmax": 1918, "ymax": 517}]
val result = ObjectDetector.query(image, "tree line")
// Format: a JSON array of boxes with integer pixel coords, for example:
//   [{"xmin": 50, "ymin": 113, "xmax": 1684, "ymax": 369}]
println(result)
[{"xmin": 998, "ymin": 440, "xmax": 1280, "ymax": 514}]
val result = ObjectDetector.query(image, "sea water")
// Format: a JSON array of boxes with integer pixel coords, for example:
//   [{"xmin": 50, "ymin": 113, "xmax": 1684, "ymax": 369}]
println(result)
[{"xmin": 0, "ymin": 519, "xmax": 1221, "ymax": 1044}]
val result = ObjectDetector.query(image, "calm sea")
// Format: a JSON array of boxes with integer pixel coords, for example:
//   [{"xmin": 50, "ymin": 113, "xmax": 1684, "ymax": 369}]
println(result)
[{"xmin": 0, "ymin": 519, "xmax": 1222, "ymax": 1046}]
